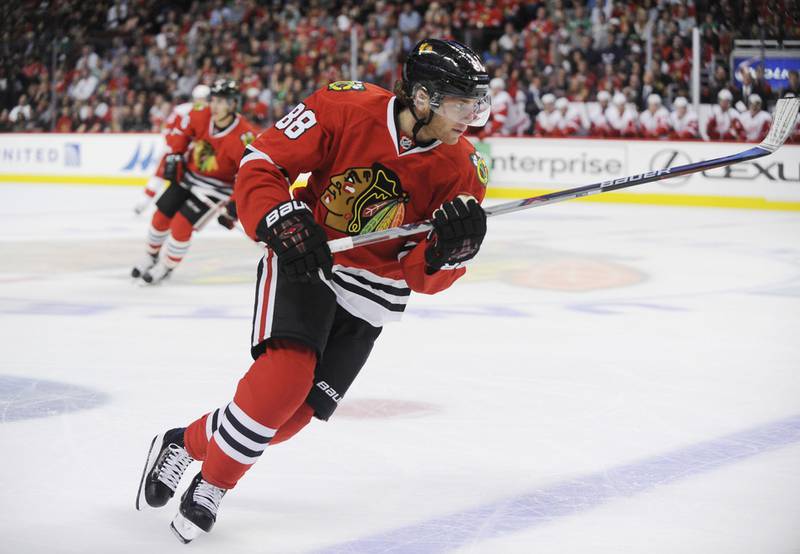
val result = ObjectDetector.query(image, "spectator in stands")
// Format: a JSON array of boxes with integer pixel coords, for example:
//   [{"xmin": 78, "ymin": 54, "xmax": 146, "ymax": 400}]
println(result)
[
  {"xmin": 398, "ymin": 3, "xmax": 421, "ymax": 35},
  {"xmin": 738, "ymin": 94, "xmax": 771, "ymax": 142},
  {"xmin": 707, "ymin": 89, "xmax": 741, "ymax": 141},
  {"xmin": 638, "ymin": 93, "xmax": 670, "ymax": 139},
  {"xmin": 9, "ymin": 94, "xmax": 33, "ymax": 130},
  {"xmin": 1, "ymin": 0, "xmax": 796, "ymax": 138},
  {"xmin": 782, "ymin": 70, "xmax": 800, "ymax": 97},
  {"xmin": 738, "ymin": 67, "xmax": 770, "ymax": 106},
  {"xmin": 668, "ymin": 96, "xmax": 700, "ymax": 140},
  {"xmin": 69, "ymin": 69, "xmax": 100, "ymax": 102}
]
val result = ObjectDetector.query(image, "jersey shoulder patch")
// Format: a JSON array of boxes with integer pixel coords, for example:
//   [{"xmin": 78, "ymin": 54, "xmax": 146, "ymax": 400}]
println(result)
[
  {"xmin": 468, "ymin": 150, "xmax": 490, "ymax": 187},
  {"xmin": 327, "ymin": 80, "xmax": 367, "ymax": 92}
]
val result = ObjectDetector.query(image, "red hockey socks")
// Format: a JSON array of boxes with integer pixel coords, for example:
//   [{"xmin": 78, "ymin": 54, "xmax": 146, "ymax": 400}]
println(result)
[
  {"xmin": 189, "ymin": 340, "xmax": 317, "ymax": 490},
  {"xmin": 146, "ymin": 210, "xmax": 172, "ymax": 256},
  {"xmin": 184, "ymin": 401, "xmax": 315, "ymax": 459},
  {"xmin": 270, "ymin": 403, "xmax": 314, "ymax": 445},
  {"xmin": 163, "ymin": 212, "xmax": 194, "ymax": 269}
]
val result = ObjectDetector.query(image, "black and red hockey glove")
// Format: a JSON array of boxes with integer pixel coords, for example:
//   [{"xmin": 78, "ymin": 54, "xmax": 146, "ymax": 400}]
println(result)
[
  {"xmin": 257, "ymin": 200, "xmax": 333, "ymax": 282},
  {"xmin": 162, "ymin": 154, "xmax": 184, "ymax": 185},
  {"xmin": 425, "ymin": 195, "xmax": 486, "ymax": 273},
  {"xmin": 217, "ymin": 201, "xmax": 237, "ymax": 230}
]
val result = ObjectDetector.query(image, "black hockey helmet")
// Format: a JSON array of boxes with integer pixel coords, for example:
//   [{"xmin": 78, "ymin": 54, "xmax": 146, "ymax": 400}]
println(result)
[
  {"xmin": 402, "ymin": 39, "xmax": 491, "ymax": 128},
  {"xmin": 210, "ymin": 78, "xmax": 240, "ymax": 107}
]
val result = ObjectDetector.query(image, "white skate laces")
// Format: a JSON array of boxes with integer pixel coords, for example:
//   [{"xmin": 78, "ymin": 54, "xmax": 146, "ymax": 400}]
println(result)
[
  {"xmin": 193, "ymin": 479, "xmax": 225, "ymax": 514},
  {"xmin": 157, "ymin": 444, "xmax": 193, "ymax": 491}
]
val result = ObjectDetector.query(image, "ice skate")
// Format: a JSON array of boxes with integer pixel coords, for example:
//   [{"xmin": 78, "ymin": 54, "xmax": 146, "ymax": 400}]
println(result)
[
  {"xmin": 136, "ymin": 427, "xmax": 194, "ymax": 510},
  {"xmin": 170, "ymin": 472, "xmax": 226, "ymax": 544},
  {"xmin": 131, "ymin": 253, "xmax": 158, "ymax": 279},
  {"xmin": 141, "ymin": 262, "xmax": 172, "ymax": 285}
]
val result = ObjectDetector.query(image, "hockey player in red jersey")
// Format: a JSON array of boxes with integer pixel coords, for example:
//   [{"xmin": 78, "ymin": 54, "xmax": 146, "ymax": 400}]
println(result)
[
  {"xmin": 131, "ymin": 79, "xmax": 257, "ymax": 284},
  {"xmin": 133, "ymin": 84, "xmax": 211, "ymax": 215},
  {"xmin": 136, "ymin": 39, "xmax": 491, "ymax": 543}
]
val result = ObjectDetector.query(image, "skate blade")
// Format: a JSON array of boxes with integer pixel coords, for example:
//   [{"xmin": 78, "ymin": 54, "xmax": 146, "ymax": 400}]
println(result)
[
  {"xmin": 170, "ymin": 512, "xmax": 203, "ymax": 544},
  {"xmin": 135, "ymin": 432, "xmax": 163, "ymax": 510}
]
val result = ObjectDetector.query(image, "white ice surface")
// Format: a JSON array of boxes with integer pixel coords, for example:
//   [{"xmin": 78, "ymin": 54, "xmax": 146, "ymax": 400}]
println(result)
[{"xmin": 0, "ymin": 184, "xmax": 798, "ymax": 553}]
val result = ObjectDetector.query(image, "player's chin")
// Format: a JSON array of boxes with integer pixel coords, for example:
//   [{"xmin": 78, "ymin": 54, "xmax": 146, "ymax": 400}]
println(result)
[{"xmin": 445, "ymin": 127, "xmax": 467, "ymax": 144}]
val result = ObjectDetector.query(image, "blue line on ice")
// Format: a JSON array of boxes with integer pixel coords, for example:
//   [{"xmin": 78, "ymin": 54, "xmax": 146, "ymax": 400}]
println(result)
[{"xmin": 313, "ymin": 414, "xmax": 800, "ymax": 553}]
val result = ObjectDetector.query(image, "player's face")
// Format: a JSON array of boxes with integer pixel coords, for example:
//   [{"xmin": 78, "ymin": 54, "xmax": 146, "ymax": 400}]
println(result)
[
  {"xmin": 210, "ymin": 96, "xmax": 235, "ymax": 123},
  {"xmin": 427, "ymin": 110, "xmax": 470, "ymax": 145},
  {"xmin": 414, "ymin": 88, "xmax": 491, "ymax": 144}
]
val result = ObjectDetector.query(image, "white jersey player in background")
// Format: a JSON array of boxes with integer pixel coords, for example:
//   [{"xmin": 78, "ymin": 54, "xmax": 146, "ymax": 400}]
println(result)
[
  {"xmin": 534, "ymin": 93, "xmax": 560, "ymax": 137},
  {"xmin": 668, "ymin": 96, "xmax": 700, "ymax": 139},
  {"xmin": 638, "ymin": 93, "xmax": 670, "ymax": 139},
  {"xmin": 588, "ymin": 90, "xmax": 612, "ymax": 137},
  {"xmin": 554, "ymin": 97, "xmax": 582, "ymax": 136},
  {"xmin": 738, "ymin": 94, "xmax": 771, "ymax": 142},
  {"xmin": 706, "ymin": 88, "xmax": 741, "ymax": 141},
  {"xmin": 133, "ymin": 84, "xmax": 211, "ymax": 214},
  {"xmin": 484, "ymin": 77, "xmax": 512, "ymax": 136},
  {"xmin": 606, "ymin": 92, "xmax": 638, "ymax": 138},
  {"xmin": 505, "ymin": 87, "xmax": 532, "ymax": 136}
]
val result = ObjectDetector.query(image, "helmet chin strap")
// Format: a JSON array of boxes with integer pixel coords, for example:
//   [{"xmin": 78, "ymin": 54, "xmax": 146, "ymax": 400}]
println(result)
[
  {"xmin": 410, "ymin": 108, "xmax": 434, "ymax": 144},
  {"xmin": 409, "ymin": 87, "xmax": 435, "ymax": 143}
]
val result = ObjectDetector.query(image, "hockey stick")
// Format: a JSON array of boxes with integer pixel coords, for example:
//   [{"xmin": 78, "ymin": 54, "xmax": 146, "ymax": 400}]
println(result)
[
  {"xmin": 191, "ymin": 187, "xmax": 234, "ymax": 231},
  {"xmin": 327, "ymin": 96, "xmax": 800, "ymax": 254}
]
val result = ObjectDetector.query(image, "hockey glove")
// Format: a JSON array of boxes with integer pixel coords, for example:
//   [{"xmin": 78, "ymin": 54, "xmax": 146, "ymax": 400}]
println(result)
[
  {"xmin": 163, "ymin": 154, "xmax": 184, "ymax": 185},
  {"xmin": 217, "ymin": 201, "xmax": 237, "ymax": 230},
  {"xmin": 257, "ymin": 200, "xmax": 333, "ymax": 282},
  {"xmin": 425, "ymin": 195, "xmax": 486, "ymax": 273}
]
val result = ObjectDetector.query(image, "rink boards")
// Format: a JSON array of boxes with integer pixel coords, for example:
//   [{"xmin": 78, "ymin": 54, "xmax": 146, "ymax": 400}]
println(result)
[{"xmin": 1, "ymin": 132, "xmax": 799, "ymax": 210}]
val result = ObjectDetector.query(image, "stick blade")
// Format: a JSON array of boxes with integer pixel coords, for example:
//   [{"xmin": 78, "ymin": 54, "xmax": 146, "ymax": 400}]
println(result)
[{"xmin": 759, "ymin": 96, "xmax": 800, "ymax": 152}]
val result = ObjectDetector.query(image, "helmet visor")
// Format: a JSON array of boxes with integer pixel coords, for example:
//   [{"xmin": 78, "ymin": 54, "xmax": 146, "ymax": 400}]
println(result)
[{"xmin": 431, "ymin": 93, "xmax": 491, "ymax": 127}]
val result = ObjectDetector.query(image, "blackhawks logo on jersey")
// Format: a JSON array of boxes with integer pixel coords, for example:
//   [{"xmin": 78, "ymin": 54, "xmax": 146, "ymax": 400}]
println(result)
[
  {"xmin": 192, "ymin": 140, "xmax": 218, "ymax": 173},
  {"xmin": 322, "ymin": 163, "xmax": 409, "ymax": 235},
  {"xmin": 327, "ymin": 80, "xmax": 366, "ymax": 92}
]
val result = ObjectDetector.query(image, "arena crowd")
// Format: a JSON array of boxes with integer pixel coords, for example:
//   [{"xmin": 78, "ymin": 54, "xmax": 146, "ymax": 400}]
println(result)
[{"xmin": 2, "ymin": 0, "xmax": 798, "ymax": 139}]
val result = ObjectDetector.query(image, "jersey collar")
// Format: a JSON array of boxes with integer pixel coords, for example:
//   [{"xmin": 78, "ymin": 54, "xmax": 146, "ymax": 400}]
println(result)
[
  {"xmin": 386, "ymin": 97, "xmax": 441, "ymax": 157},
  {"xmin": 209, "ymin": 114, "xmax": 240, "ymax": 138}
]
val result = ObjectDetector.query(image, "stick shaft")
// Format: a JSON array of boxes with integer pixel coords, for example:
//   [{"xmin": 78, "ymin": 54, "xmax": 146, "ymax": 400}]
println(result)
[
  {"xmin": 328, "ymin": 146, "xmax": 768, "ymax": 253},
  {"xmin": 327, "ymin": 96, "xmax": 798, "ymax": 254}
]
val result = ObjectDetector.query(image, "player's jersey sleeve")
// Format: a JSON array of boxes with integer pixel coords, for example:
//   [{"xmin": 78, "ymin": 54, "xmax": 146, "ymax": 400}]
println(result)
[
  {"xmin": 399, "ymin": 146, "xmax": 488, "ymax": 295},
  {"xmin": 165, "ymin": 107, "xmax": 203, "ymax": 154},
  {"xmin": 235, "ymin": 90, "xmax": 339, "ymax": 240}
]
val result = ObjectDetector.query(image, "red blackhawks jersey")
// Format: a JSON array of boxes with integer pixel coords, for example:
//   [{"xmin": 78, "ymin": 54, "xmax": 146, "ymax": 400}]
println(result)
[
  {"xmin": 235, "ymin": 81, "xmax": 489, "ymax": 326},
  {"xmin": 165, "ymin": 106, "xmax": 257, "ymax": 194}
]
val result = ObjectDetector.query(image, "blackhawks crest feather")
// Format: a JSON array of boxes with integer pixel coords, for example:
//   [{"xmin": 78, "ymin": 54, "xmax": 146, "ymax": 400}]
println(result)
[{"xmin": 322, "ymin": 163, "xmax": 409, "ymax": 235}]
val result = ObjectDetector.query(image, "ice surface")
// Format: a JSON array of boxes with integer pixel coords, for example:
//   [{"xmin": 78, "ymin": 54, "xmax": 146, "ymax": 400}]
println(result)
[{"xmin": 1, "ymin": 184, "xmax": 799, "ymax": 553}]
